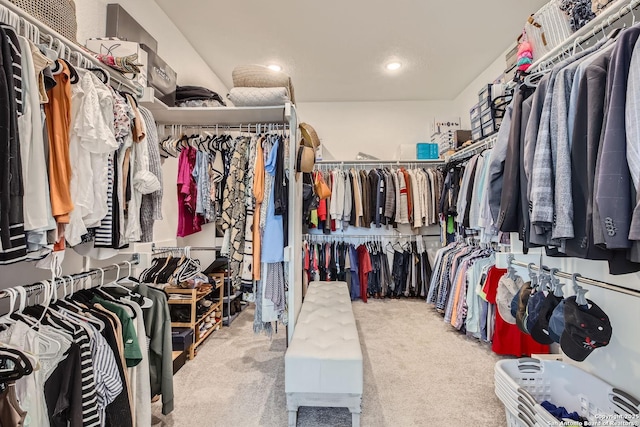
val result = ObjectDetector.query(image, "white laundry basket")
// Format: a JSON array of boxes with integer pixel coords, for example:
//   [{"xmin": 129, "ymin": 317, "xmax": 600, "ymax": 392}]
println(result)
[{"xmin": 495, "ymin": 358, "xmax": 640, "ymax": 427}]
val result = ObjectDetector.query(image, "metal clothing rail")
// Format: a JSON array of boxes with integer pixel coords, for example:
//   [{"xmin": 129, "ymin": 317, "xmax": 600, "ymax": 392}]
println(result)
[
  {"xmin": 510, "ymin": 260, "xmax": 640, "ymax": 298},
  {"xmin": 445, "ymin": 134, "xmax": 498, "ymax": 163},
  {"xmin": 157, "ymin": 123, "xmax": 290, "ymax": 134},
  {"xmin": 151, "ymin": 245, "xmax": 221, "ymax": 253},
  {"xmin": 316, "ymin": 159, "xmax": 444, "ymax": 168},
  {"xmin": 303, "ymin": 233, "xmax": 441, "ymax": 240},
  {"xmin": 0, "ymin": 0, "xmax": 142, "ymax": 95},
  {"xmin": 0, "ymin": 255, "xmax": 140, "ymax": 300},
  {"xmin": 530, "ymin": 0, "xmax": 640, "ymax": 72}
]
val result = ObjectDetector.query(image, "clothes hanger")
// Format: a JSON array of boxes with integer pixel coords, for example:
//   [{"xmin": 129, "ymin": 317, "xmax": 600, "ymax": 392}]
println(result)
[
  {"xmin": 51, "ymin": 38, "xmax": 66, "ymax": 74},
  {"xmin": 92, "ymin": 270, "xmax": 136, "ymax": 319},
  {"xmin": 572, "ymin": 273, "xmax": 589, "ymax": 306},
  {"xmin": 0, "ymin": 347, "xmax": 32, "ymax": 382},
  {"xmin": 87, "ymin": 66, "xmax": 109, "ymax": 85},
  {"xmin": 107, "ymin": 263, "xmax": 153, "ymax": 309},
  {"xmin": 550, "ymin": 268, "xmax": 564, "ymax": 297},
  {"xmin": 61, "ymin": 58, "xmax": 79, "ymax": 84},
  {"xmin": 30, "ymin": 280, "xmax": 54, "ymax": 329},
  {"xmin": 506, "ymin": 255, "xmax": 516, "ymax": 280},
  {"xmin": 57, "ymin": 275, "xmax": 106, "ymax": 330},
  {"xmin": 0, "ymin": 288, "xmax": 18, "ymax": 327},
  {"xmin": 92, "ymin": 268, "xmax": 119, "ymax": 301},
  {"xmin": 57, "ymin": 275, "xmax": 87, "ymax": 312},
  {"xmin": 537, "ymin": 265, "xmax": 552, "ymax": 291},
  {"xmin": 17, "ymin": 283, "xmax": 63, "ymax": 356}
]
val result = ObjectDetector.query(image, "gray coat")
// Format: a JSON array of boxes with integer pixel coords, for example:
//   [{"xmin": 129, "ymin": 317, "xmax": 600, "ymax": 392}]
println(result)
[
  {"xmin": 530, "ymin": 43, "xmax": 603, "ymax": 242},
  {"xmin": 595, "ymin": 26, "xmax": 640, "ymax": 249},
  {"xmin": 487, "ymin": 100, "xmax": 513, "ymax": 225},
  {"xmin": 565, "ymin": 47, "xmax": 613, "ymax": 260}
]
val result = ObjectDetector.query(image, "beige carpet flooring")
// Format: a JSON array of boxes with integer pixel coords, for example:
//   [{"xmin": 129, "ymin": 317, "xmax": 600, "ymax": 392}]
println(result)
[{"xmin": 152, "ymin": 299, "xmax": 507, "ymax": 427}]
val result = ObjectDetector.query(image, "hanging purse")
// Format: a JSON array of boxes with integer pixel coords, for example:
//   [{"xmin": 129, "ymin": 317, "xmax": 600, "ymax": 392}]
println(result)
[{"xmin": 314, "ymin": 171, "xmax": 331, "ymax": 200}]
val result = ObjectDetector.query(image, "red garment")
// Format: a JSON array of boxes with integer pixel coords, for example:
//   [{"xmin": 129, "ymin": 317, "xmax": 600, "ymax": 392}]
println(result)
[
  {"xmin": 357, "ymin": 245, "xmax": 372, "ymax": 303},
  {"xmin": 482, "ymin": 267, "xmax": 504, "ymax": 302},
  {"xmin": 177, "ymin": 147, "xmax": 203, "ymax": 237},
  {"xmin": 317, "ymin": 198, "xmax": 327, "ymax": 221},
  {"xmin": 401, "ymin": 168, "xmax": 413, "ymax": 224},
  {"xmin": 484, "ymin": 267, "xmax": 550, "ymax": 357}
]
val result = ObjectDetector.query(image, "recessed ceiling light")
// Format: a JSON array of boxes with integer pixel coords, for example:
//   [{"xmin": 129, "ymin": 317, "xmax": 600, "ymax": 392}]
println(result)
[
  {"xmin": 268, "ymin": 64, "xmax": 282, "ymax": 72},
  {"xmin": 386, "ymin": 62, "xmax": 402, "ymax": 71}
]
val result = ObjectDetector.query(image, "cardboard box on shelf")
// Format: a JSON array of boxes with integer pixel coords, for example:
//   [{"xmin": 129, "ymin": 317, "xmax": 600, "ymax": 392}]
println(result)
[
  {"xmin": 106, "ymin": 4, "xmax": 158, "ymax": 52},
  {"xmin": 142, "ymin": 46, "xmax": 177, "ymax": 107},
  {"xmin": 85, "ymin": 38, "xmax": 148, "ymax": 88}
]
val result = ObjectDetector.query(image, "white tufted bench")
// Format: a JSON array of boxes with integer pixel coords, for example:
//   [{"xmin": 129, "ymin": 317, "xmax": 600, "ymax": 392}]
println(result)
[{"xmin": 285, "ymin": 281, "xmax": 363, "ymax": 427}]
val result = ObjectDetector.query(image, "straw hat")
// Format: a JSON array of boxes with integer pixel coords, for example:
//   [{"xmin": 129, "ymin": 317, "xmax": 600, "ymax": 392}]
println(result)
[
  {"xmin": 299, "ymin": 123, "xmax": 320, "ymax": 150},
  {"xmin": 296, "ymin": 145, "xmax": 316, "ymax": 173}
]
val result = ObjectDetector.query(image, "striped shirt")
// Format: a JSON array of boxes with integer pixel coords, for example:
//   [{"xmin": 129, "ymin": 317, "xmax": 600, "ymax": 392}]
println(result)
[
  {"xmin": 61, "ymin": 313, "xmax": 124, "ymax": 425},
  {"xmin": 0, "ymin": 25, "xmax": 23, "ymax": 116},
  {"xmin": 95, "ymin": 153, "xmax": 115, "ymax": 248},
  {"xmin": 49, "ymin": 315, "xmax": 102, "ymax": 427},
  {"xmin": 0, "ymin": 25, "xmax": 26, "ymax": 263}
]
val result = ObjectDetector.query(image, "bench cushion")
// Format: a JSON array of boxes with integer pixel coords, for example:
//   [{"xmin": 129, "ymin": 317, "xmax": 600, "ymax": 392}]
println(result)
[{"xmin": 285, "ymin": 282, "xmax": 363, "ymax": 395}]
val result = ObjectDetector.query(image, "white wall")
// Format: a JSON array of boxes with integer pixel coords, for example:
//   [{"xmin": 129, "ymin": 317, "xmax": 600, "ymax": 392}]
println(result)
[
  {"xmin": 75, "ymin": 0, "xmax": 229, "ymax": 95},
  {"xmin": 296, "ymin": 101, "xmax": 457, "ymax": 160}
]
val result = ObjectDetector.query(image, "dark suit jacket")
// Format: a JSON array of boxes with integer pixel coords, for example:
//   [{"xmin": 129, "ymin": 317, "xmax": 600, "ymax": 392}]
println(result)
[
  {"xmin": 595, "ymin": 27, "xmax": 640, "ymax": 249},
  {"xmin": 566, "ymin": 46, "xmax": 640, "ymax": 275},
  {"xmin": 566, "ymin": 49, "xmax": 611, "ymax": 260},
  {"xmin": 497, "ymin": 86, "xmax": 535, "ymax": 232},
  {"xmin": 519, "ymin": 96, "xmax": 535, "ymax": 250}
]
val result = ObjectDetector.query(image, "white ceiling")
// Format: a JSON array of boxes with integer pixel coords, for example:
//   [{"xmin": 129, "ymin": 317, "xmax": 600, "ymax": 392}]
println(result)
[{"xmin": 155, "ymin": 0, "xmax": 548, "ymax": 102}]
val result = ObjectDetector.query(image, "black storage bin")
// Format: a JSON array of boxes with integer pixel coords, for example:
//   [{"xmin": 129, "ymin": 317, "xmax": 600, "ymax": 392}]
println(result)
[
  {"xmin": 203, "ymin": 256, "xmax": 229, "ymax": 275},
  {"xmin": 173, "ymin": 351, "xmax": 187, "ymax": 374},
  {"xmin": 171, "ymin": 327, "xmax": 194, "ymax": 352}
]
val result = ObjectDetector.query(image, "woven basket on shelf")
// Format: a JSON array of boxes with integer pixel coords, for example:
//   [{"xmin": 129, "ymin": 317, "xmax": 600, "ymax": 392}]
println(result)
[
  {"xmin": 8, "ymin": 0, "xmax": 77, "ymax": 42},
  {"xmin": 232, "ymin": 64, "xmax": 296, "ymax": 104}
]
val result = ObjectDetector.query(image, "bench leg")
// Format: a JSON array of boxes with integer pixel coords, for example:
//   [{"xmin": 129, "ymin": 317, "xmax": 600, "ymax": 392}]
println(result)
[
  {"xmin": 350, "ymin": 407, "xmax": 361, "ymax": 427},
  {"xmin": 288, "ymin": 410, "xmax": 297, "ymax": 427}
]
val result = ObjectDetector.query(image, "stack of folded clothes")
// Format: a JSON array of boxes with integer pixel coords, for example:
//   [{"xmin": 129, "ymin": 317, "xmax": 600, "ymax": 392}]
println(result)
[
  {"xmin": 228, "ymin": 64, "xmax": 296, "ymax": 106},
  {"xmin": 175, "ymin": 85, "xmax": 227, "ymax": 107}
]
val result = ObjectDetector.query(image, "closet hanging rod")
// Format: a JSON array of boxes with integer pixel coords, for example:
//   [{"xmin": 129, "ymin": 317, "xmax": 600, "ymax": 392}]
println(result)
[
  {"xmin": 0, "ymin": 255, "xmax": 140, "ymax": 300},
  {"xmin": 151, "ymin": 245, "xmax": 221, "ymax": 253},
  {"xmin": 316, "ymin": 159, "xmax": 443, "ymax": 166},
  {"xmin": 445, "ymin": 134, "xmax": 498, "ymax": 163},
  {"xmin": 530, "ymin": 0, "xmax": 640, "ymax": 72},
  {"xmin": 0, "ymin": 0, "xmax": 142, "ymax": 95},
  {"xmin": 510, "ymin": 260, "xmax": 640, "ymax": 298},
  {"xmin": 158, "ymin": 124, "xmax": 289, "ymax": 131},
  {"xmin": 303, "ymin": 233, "xmax": 441, "ymax": 239}
]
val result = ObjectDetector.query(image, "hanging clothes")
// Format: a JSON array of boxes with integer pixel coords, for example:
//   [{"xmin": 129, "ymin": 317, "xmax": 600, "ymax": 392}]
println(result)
[
  {"xmin": 303, "ymin": 236, "xmax": 432, "ymax": 303},
  {"xmin": 428, "ymin": 242, "xmax": 550, "ymax": 357}
]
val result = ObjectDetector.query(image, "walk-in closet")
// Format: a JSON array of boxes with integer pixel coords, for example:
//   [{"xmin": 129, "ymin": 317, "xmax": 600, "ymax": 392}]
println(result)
[{"xmin": 0, "ymin": 0, "xmax": 639, "ymax": 426}]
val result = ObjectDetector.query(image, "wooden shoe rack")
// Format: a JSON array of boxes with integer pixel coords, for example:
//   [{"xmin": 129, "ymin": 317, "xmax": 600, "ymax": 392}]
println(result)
[{"xmin": 167, "ymin": 276, "xmax": 224, "ymax": 359}]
